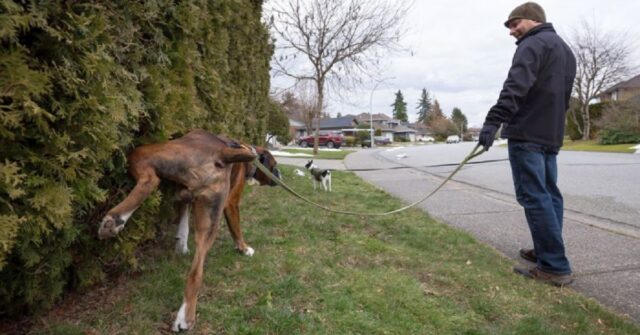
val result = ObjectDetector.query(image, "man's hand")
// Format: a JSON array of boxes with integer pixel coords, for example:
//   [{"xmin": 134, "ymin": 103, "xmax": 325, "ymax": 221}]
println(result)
[{"xmin": 479, "ymin": 124, "xmax": 498, "ymax": 151}]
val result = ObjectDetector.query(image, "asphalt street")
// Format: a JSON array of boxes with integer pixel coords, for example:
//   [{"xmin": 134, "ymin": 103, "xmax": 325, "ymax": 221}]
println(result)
[{"xmin": 276, "ymin": 143, "xmax": 640, "ymax": 324}]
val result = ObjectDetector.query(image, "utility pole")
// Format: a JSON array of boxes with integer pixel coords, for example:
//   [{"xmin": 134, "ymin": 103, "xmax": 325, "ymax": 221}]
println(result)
[{"xmin": 369, "ymin": 77, "xmax": 394, "ymax": 147}]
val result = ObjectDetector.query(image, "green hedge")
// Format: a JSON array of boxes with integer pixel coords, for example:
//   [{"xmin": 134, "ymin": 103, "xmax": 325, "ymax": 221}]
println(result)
[
  {"xmin": 565, "ymin": 100, "xmax": 605, "ymax": 140},
  {"xmin": 599, "ymin": 129, "xmax": 640, "ymax": 145},
  {"xmin": 0, "ymin": 0, "xmax": 272, "ymax": 316}
]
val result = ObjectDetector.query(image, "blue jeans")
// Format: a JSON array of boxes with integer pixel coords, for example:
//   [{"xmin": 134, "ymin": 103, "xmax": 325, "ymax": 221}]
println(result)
[{"xmin": 508, "ymin": 140, "xmax": 571, "ymax": 274}]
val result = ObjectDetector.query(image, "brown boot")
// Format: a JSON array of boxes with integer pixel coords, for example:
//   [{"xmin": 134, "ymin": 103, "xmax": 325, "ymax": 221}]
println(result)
[
  {"xmin": 519, "ymin": 248, "xmax": 537, "ymax": 263},
  {"xmin": 513, "ymin": 266, "xmax": 573, "ymax": 287}
]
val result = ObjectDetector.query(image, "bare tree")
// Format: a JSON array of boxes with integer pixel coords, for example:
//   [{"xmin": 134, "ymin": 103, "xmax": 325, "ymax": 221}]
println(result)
[
  {"xmin": 268, "ymin": 0, "xmax": 410, "ymax": 153},
  {"xmin": 293, "ymin": 80, "xmax": 325, "ymax": 135},
  {"xmin": 568, "ymin": 18, "xmax": 634, "ymax": 140}
]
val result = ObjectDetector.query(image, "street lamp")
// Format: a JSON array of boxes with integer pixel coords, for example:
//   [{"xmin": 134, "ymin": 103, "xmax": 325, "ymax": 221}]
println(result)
[{"xmin": 369, "ymin": 77, "xmax": 394, "ymax": 148}]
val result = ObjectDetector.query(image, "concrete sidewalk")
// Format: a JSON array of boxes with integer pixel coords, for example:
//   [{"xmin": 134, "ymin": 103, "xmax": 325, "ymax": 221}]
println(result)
[{"xmin": 286, "ymin": 149, "xmax": 640, "ymax": 324}]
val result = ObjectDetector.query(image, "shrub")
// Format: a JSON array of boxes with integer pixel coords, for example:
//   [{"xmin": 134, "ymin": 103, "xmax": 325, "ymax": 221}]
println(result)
[
  {"xmin": 596, "ymin": 100, "xmax": 640, "ymax": 144},
  {"xmin": 344, "ymin": 136, "xmax": 356, "ymax": 147},
  {"xmin": 0, "ymin": 0, "xmax": 272, "ymax": 316},
  {"xmin": 566, "ymin": 99, "xmax": 606, "ymax": 140},
  {"xmin": 599, "ymin": 130, "xmax": 640, "ymax": 144}
]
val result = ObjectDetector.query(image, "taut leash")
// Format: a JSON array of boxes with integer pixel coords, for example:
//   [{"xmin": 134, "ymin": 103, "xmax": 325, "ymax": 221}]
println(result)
[
  {"xmin": 252, "ymin": 144, "xmax": 486, "ymax": 216},
  {"xmin": 345, "ymin": 157, "xmax": 506, "ymax": 171}
]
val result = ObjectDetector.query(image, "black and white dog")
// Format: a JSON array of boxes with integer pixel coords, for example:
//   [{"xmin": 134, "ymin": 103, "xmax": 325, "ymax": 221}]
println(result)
[{"xmin": 304, "ymin": 160, "xmax": 332, "ymax": 192}]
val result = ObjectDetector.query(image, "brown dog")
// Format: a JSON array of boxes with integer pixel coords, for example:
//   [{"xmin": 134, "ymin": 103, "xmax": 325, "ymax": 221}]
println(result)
[
  {"xmin": 97, "ymin": 130, "xmax": 280, "ymax": 332},
  {"xmin": 173, "ymin": 144, "xmax": 280, "ymax": 257}
]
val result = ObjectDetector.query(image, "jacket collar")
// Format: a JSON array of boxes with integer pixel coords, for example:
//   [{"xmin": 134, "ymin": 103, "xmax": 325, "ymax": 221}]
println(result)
[{"xmin": 516, "ymin": 23, "xmax": 555, "ymax": 45}]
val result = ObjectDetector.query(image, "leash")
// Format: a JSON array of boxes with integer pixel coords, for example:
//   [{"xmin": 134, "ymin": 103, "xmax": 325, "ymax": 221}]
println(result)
[
  {"xmin": 252, "ymin": 144, "xmax": 486, "ymax": 216},
  {"xmin": 345, "ymin": 158, "xmax": 507, "ymax": 171}
]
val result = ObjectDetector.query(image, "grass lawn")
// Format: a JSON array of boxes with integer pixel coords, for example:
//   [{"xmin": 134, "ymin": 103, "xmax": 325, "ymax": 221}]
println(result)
[
  {"xmin": 561, "ymin": 140, "xmax": 637, "ymax": 153},
  {"xmin": 25, "ymin": 165, "xmax": 639, "ymax": 334},
  {"xmin": 280, "ymin": 148, "xmax": 354, "ymax": 160}
]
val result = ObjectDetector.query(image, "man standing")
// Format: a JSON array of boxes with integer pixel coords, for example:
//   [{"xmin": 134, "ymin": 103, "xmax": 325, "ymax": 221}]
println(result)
[{"xmin": 478, "ymin": 2, "xmax": 576, "ymax": 286}]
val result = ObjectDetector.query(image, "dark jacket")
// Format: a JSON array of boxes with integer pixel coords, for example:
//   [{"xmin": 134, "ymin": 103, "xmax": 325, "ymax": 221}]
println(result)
[{"xmin": 484, "ymin": 23, "xmax": 576, "ymax": 148}]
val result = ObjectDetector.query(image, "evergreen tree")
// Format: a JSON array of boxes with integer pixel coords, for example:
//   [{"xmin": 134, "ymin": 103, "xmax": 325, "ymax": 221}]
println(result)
[
  {"xmin": 450, "ymin": 107, "xmax": 468, "ymax": 133},
  {"xmin": 0, "ymin": 0, "xmax": 273, "ymax": 314},
  {"xmin": 416, "ymin": 88, "xmax": 432, "ymax": 124},
  {"xmin": 391, "ymin": 90, "xmax": 408, "ymax": 122}
]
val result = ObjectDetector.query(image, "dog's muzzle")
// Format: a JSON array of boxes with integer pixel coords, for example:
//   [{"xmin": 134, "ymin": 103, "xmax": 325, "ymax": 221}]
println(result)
[{"xmin": 270, "ymin": 167, "xmax": 281, "ymax": 186}]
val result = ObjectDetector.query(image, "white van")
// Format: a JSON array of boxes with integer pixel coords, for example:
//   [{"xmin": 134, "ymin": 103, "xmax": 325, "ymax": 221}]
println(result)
[{"xmin": 446, "ymin": 135, "xmax": 460, "ymax": 144}]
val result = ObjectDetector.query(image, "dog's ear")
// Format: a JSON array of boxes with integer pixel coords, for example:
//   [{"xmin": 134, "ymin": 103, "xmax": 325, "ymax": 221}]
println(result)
[{"xmin": 255, "ymin": 147, "xmax": 277, "ymax": 168}]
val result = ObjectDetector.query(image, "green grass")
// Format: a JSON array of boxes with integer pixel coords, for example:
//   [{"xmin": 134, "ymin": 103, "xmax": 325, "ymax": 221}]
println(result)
[
  {"xmin": 561, "ymin": 140, "xmax": 637, "ymax": 153},
  {"xmin": 281, "ymin": 148, "xmax": 354, "ymax": 159},
  {"xmin": 27, "ymin": 165, "xmax": 639, "ymax": 334}
]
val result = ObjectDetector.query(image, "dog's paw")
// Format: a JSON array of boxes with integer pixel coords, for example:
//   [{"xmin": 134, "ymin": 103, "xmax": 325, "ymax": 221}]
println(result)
[
  {"xmin": 97, "ymin": 215, "xmax": 125, "ymax": 240},
  {"xmin": 243, "ymin": 247, "xmax": 255, "ymax": 257},
  {"xmin": 172, "ymin": 303, "xmax": 194, "ymax": 332},
  {"xmin": 175, "ymin": 239, "xmax": 189, "ymax": 255},
  {"xmin": 236, "ymin": 246, "xmax": 255, "ymax": 257}
]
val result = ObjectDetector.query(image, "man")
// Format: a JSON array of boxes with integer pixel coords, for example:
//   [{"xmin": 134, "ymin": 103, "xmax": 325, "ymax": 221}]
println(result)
[{"xmin": 478, "ymin": 2, "xmax": 576, "ymax": 286}]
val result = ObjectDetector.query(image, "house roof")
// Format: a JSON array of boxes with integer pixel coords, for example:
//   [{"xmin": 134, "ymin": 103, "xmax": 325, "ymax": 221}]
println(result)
[
  {"xmin": 356, "ymin": 113, "xmax": 391, "ymax": 122},
  {"xmin": 603, "ymin": 74, "xmax": 640, "ymax": 93},
  {"xmin": 317, "ymin": 115, "xmax": 358, "ymax": 128},
  {"xmin": 392, "ymin": 125, "xmax": 417, "ymax": 134}
]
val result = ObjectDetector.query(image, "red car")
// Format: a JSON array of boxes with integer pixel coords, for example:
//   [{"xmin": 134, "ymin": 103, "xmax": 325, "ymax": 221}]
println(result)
[{"xmin": 297, "ymin": 132, "xmax": 343, "ymax": 149}]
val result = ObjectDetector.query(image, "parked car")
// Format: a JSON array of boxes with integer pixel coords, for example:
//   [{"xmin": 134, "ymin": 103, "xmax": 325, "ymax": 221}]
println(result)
[
  {"xmin": 374, "ymin": 136, "xmax": 391, "ymax": 145},
  {"xmin": 361, "ymin": 136, "xmax": 391, "ymax": 148},
  {"xmin": 446, "ymin": 135, "xmax": 461, "ymax": 144},
  {"xmin": 297, "ymin": 132, "xmax": 343, "ymax": 148},
  {"xmin": 419, "ymin": 136, "xmax": 435, "ymax": 142}
]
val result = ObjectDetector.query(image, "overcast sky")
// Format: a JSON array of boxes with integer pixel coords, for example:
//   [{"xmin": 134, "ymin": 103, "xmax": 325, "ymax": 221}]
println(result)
[{"xmin": 267, "ymin": 0, "xmax": 640, "ymax": 128}]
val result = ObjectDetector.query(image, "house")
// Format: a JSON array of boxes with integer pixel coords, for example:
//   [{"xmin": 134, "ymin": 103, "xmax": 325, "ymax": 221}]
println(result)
[
  {"xmin": 410, "ymin": 122, "xmax": 435, "ymax": 142},
  {"xmin": 288, "ymin": 118, "xmax": 306, "ymax": 139},
  {"xmin": 385, "ymin": 119, "xmax": 417, "ymax": 142},
  {"xmin": 599, "ymin": 74, "xmax": 640, "ymax": 102},
  {"xmin": 356, "ymin": 113, "xmax": 420, "ymax": 142},
  {"xmin": 356, "ymin": 112, "xmax": 391, "ymax": 126},
  {"xmin": 316, "ymin": 115, "xmax": 359, "ymax": 132},
  {"xmin": 289, "ymin": 115, "xmax": 360, "ymax": 138}
]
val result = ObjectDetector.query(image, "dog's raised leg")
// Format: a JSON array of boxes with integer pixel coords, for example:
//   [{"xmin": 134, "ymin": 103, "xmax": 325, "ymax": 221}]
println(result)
[
  {"xmin": 172, "ymin": 187, "xmax": 226, "ymax": 332},
  {"xmin": 98, "ymin": 166, "xmax": 160, "ymax": 239}
]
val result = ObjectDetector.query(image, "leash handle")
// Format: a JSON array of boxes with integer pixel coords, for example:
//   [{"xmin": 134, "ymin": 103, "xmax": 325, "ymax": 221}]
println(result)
[{"xmin": 253, "ymin": 144, "xmax": 486, "ymax": 216}]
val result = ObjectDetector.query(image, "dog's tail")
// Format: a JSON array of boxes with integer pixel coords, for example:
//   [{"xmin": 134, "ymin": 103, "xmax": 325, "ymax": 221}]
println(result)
[
  {"xmin": 212, "ymin": 135, "xmax": 257, "ymax": 163},
  {"xmin": 211, "ymin": 134, "xmax": 257, "ymax": 163},
  {"xmin": 221, "ymin": 144, "xmax": 257, "ymax": 164}
]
